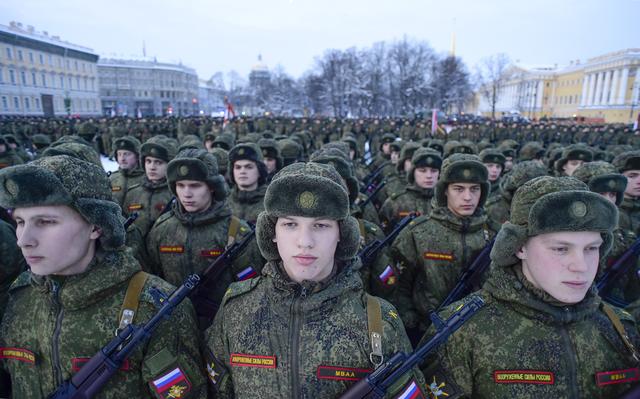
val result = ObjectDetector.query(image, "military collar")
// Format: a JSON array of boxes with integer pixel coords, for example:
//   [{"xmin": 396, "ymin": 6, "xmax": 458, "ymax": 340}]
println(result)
[{"xmin": 173, "ymin": 200, "xmax": 232, "ymax": 226}]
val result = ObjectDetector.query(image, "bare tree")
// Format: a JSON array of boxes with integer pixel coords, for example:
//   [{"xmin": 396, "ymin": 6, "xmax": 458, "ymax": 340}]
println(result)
[
  {"xmin": 431, "ymin": 55, "xmax": 473, "ymax": 114},
  {"xmin": 476, "ymin": 53, "xmax": 512, "ymax": 119}
]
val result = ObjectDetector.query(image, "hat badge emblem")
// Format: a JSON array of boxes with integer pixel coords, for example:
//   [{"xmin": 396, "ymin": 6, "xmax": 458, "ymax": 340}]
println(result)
[
  {"xmin": 297, "ymin": 191, "xmax": 317, "ymax": 210},
  {"xmin": 570, "ymin": 201, "xmax": 587, "ymax": 218},
  {"xmin": 462, "ymin": 169, "xmax": 471, "ymax": 178},
  {"xmin": 179, "ymin": 165, "xmax": 189, "ymax": 176},
  {"xmin": 608, "ymin": 180, "xmax": 616, "ymax": 189},
  {"xmin": 238, "ymin": 148, "xmax": 245, "ymax": 155}
]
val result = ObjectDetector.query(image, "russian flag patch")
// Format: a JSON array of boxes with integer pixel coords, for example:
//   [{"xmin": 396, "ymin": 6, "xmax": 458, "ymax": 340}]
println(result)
[
  {"xmin": 378, "ymin": 265, "xmax": 396, "ymax": 286},
  {"xmin": 151, "ymin": 367, "xmax": 192, "ymax": 398},
  {"xmin": 394, "ymin": 379, "xmax": 424, "ymax": 399},
  {"xmin": 236, "ymin": 266, "xmax": 258, "ymax": 281}
]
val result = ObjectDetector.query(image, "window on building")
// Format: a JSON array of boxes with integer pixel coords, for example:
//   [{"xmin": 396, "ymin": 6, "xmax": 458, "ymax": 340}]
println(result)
[
  {"xmin": 58, "ymin": 57, "xmax": 63, "ymax": 68},
  {"xmin": 51, "ymin": 72, "xmax": 56, "ymax": 88},
  {"xmin": 20, "ymin": 70, "xmax": 26, "ymax": 85},
  {"xmin": 66, "ymin": 59, "xmax": 70, "ymax": 69},
  {"xmin": 48, "ymin": 54, "xmax": 53, "ymax": 65},
  {"xmin": 31, "ymin": 72, "xmax": 36, "ymax": 86},
  {"xmin": 41, "ymin": 73, "xmax": 47, "ymax": 87},
  {"xmin": 13, "ymin": 97, "xmax": 19, "ymax": 110},
  {"xmin": 90, "ymin": 79, "xmax": 94, "ymax": 90},
  {"xmin": 6, "ymin": 48, "xmax": 12, "ymax": 59},
  {"xmin": 1, "ymin": 96, "xmax": 7, "ymax": 111},
  {"xmin": 39, "ymin": 54, "xmax": 44, "ymax": 65},
  {"xmin": 24, "ymin": 97, "xmax": 30, "ymax": 111},
  {"xmin": 0, "ymin": 67, "xmax": 3, "ymax": 83},
  {"xmin": 17, "ymin": 50, "xmax": 23, "ymax": 61},
  {"xmin": 82, "ymin": 63, "xmax": 86, "ymax": 72},
  {"xmin": 35, "ymin": 97, "xmax": 40, "ymax": 110},
  {"xmin": 9, "ymin": 69, "xmax": 16, "ymax": 85},
  {"xmin": 74, "ymin": 60, "xmax": 78, "ymax": 71},
  {"xmin": 77, "ymin": 76, "xmax": 81, "ymax": 90},
  {"xmin": 84, "ymin": 77, "xmax": 88, "ymax": 90},
  {"xmin": 60, "ymin": 75, "xmax": 64, "ymax": 88},
  {"xmin": 29, "ymin": 52, "xmax": 34, "ymax": 63},
  {"xmin": 69, "ymin": 76, "xmax": 73, "ymax": 89}
]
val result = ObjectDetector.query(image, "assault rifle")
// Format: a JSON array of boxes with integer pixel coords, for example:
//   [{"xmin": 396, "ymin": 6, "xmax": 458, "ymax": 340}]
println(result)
[
  {"xmin": 360, "ymin": 163, "xmax": 387, "ymax": 194},
  {"xmin": 596, "ymin": 236, "xmax": 640, "ymax": 308},
  {"xmin": 48, "ymin": 228, "xmax": 256, "ymax": 399},
  {"xmin": 358, "ymin": 212, "xmax": 416, "ymax": 268},
  {"xmin": 354, "ymin": 181, "xmax": 386, "ymax": 210},
  {"xmin": 123, "ymin": 212, "xmax": 138, "ymax": 230},
  {"xmin": 339, "ymin": 296, "xmax": 485, "ymax": 399},
  {"xmin": 435, "ymin": 238, "xmax": 495, "ymax": 313}
]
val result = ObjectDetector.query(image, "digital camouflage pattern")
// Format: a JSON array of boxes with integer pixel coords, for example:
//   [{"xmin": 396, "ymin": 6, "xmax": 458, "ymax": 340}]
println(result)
[
  {"xmin": 0, "ymin": 249, "xmax": 206, "ymax": 398},
  {"xmin": 204, "ymin": 260, "xmax": 426, "ymax": 398},
  {"xmin": 619, "ymin": 196, "xmax": 640, "ymax": 237},
  {"xmin": 109, "ymin": 167, "xmax": 145, "ymax": 207},
  {"xmin": 391, "ymin": 207, "xmax": 493, "ymax": 332},
  {"xmin": 0, "ymin": 219, "xmax": 25, "ymax": 322},
  {"xmin": 421, "ymin": 264, "xmax": 640, "ymax": 399},
  {"xmin": 355, "ymin": 218, "xmax": 399, "ymax": 300},
  {"xmin": 379, "ymin": 186, "xmax": 434, "ymax": 232},
  {"xmin": 228, "ymin": 184, "xmax": 267, "ymax": 224},
  {"xmin": 122, "ymin": 178, "xmax": 173, "ymax": 238},
  {"xmin": 146, "ymin": 200, "xmax": 264, "ymax": 305}
]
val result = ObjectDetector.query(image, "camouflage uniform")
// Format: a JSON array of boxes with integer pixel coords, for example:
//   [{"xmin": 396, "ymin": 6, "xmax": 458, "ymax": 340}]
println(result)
[
  {"xmin": 391, "ymin": 154, "xmax": 493, "ymax": 333},
  {"xmin": 613, "ymin": 151, "xmax": 640, "ymax": 236},
  {"xmin": 204, "ymin": 162, "xmax": 426, "ymax": 398},
  {"xmin": 227, "ymin": 143, "xmax": 268, "ymax": 224},
  {"xmin": 0, "ymin": 219, "xmax": 25, "ymax": 322},
  {"xmin": 421, "ymin": 177, "xmax": 638, "ymax": 399},
  {"xmin": 0, "ymin": 136, "xmax": 23, "ymax": 169}
]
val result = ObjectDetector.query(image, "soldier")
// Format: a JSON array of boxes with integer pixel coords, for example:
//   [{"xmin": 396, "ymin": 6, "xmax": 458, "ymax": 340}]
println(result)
[
  {"xmin": 123, "ymin": 136, "xmax": 177, "ymax": 238},
  {"xmin": 380, "ymin": 141, "xmax": 422, "ymax": 205},
  {"xmin": 31, "ymin": 133, "xmax": 52, "ymax": 159},
  {"xmin": 0, "ymin": 136, "xmax": 23, "ymax": 169},
  {"xmin": 391, "ymin": 154, "xmax": 494, "ymax": 341},
  {"xmin": 258, "ymin": 138, "xmax": 283, "ymax": 183},
  {"xmin": 0, "ymin": 218, "xmax": 25, "ymax": 321},
  {"xmin": 478, "ymin": 148, "xmax": 506, "ymax": 200},
  {"xmin": 109, "ymin": 136, "xmax": 145, "ymax": 208},
  {"xmin": 421, "ymin": 176, "xmax": 639, "ymax": 398},
  {"xmin": 554, "ymin": 144, "xmax": 593, "ymax": 177},
  {"xmin": 3, "ymin": 134, "xmax": 31, "ymax": 163},
  {"xmin": 146, "ymin": 149, "xmax": 263, "ymax": 309},
  {"xmin": 613, "ymin": 150, "xmax": 640, "ymax": 236},
  {"xmin": 204, "ymin": 162, "xmax": 426, "ymax": 398},
  {"xmin": 379, "ymin": 147, "xmax": 441, "ymax": 232},
  {"xmin": 227, "ymin": 143, "xmax": 267, "ymax": 224},
  {"xmin": 485, "ymin": 160, "xmax": 548, "ymax": 231},
  {"xmin": 0, "ymin": 155, "xmax": 206, "ymax": 398}
]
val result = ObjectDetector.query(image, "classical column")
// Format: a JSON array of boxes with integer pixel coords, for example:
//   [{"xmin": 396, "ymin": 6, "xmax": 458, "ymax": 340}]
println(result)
[
  {"xmin": 594, "ymin": 72, "xmax": 604, "ymax": 106},
  {"xmin": 618, "ymin": 68, "xmax": 629, "ymax": 104},
  {"xmin": 601, "ymin": 70, "xmax": 612, "ymax": 105},
  {"xmin": 536, "ymin": 80, "xmax": 543, "ymax": 109},
  {"xmin": 609, "ymin": 69, "xmax": 620, "ymax": 105},
  {"xmin": 587, "ymin": 73, "xmax": 597, "ymax": 106},
  {"xmin": 580, "ymin": 74, "xmax": 589, "ymax": 107}
]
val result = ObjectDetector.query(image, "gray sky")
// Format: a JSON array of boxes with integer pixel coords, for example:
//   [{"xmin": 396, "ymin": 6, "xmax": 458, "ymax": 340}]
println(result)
[{"xmin": 2, "ymin": 0, "xmax": 638, "ymax": 81}]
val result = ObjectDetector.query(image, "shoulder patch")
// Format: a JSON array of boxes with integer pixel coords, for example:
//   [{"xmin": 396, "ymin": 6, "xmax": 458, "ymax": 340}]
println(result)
[{"xmin": 221, "ymin": 278, "xmax": 261, "ymax": 306}]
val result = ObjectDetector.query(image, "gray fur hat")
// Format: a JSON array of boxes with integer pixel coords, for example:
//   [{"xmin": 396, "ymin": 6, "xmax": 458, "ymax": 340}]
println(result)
[
  {"xmin": 0, "ymin": 155, "xmax": 125, "ymax": 250},
  {"xmin": 572, "ymin": 161, "xmax": 627, "ymax": 206},
  {"xmin": 408, "ymin": 147, "xmax": 442, "ymax": 185},
  {"xmin": 434, "ymin": 153, "xmax": 489, "ymax": 208},
  {"xmin": 255, "ymin": 162, "xmax": 360, "ymax": 262},
  {"xmin": 612, "ymin": 150, "xmax": 640, "ymax": 173},
  {"xmin": 490, "ymin": 176, "xmax": 617, "ymax": 267},
  {"xmin": 310, "ymin": 148, "xmax": 359, "ymax": 204},
  {"xmin": 167, "ymin": 149, "xmax": 228, "ymax": 202}
]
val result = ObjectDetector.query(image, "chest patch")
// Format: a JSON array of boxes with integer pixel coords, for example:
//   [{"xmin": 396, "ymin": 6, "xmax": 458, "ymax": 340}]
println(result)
[
  {"xmin": 0, "ymin": 347, "xmax": 35, "ymax": 364},
  {"xmin": 127, "ymin": 203, "xmax": 143, "ymax": 211},
  {"xmin": 493, "ymin": 370, "xmax": 554, "ymax": 385},
  {"xmin": 316, "ymin": 365, "xmax": 371, "ymax": 381},
  {"xmin": 393, "ymin": 378, "xmax": 424, "ymax": 398},
  {"xmin": 150, "ymin": 366, "xmax": 192, "ymax": 398},
  {"xmin": 111, "ymin": 186, "xmax": 122, "ymax": 192},
  {"xmin": 160, "ymin": 245, "xmax": 184, "ymax": 254},
  {"xmin": 423, "ymin": 251, "xmax": 455, "ymax": 261},
  {"xmin": 230, "ymin": 353, "xmax": 276, "ymax": 369},
  {"xmin": 236, "ymin": 267, "xmax": 258, "ymax": 281},
  {"xmin": 595, "ymin": 368, "xmax": 640, "ymax": 387},
  {"xmin": 200, "ymin": 249, "xmax": 223, "ymax": 258},
  {"xmin": 378, "ymin": 265, "xmax": 397, "ymax": 285}
]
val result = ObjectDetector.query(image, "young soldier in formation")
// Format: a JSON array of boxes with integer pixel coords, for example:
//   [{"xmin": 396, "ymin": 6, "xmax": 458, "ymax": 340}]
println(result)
[
  {"xmin": 554, "ymin": 144, "xmax": 593, "ymax": 177},
  {"xmin": 123, "ymin": 135, "xmax": 177, "ymax": 237},
  {"xmin": 478, "ymin": 148, "xmax": 506, "ymax": 200},
  {"xmin": 613, "ymin": 150, "xmax": 640, "ymax": 236},
  {"xmin": 227, "ymin": 143, "xmax": 267, "ymax": 224},
  {"xmin": 204, "ymin": 162, "xmax": 426, "ymax": 398},
  {"xmin": 421, "ymin": 176, "xmax": 640, "ymax": 398},
  {"xmin": 391, "ymin": 153, "xmax": 494, "ymax": 340},
  {"xmin": 0, "ymin": 155, "xmax": 206, "ymax": 398},
  {"xmin": 145, "ymin": 149, "xmax": 263, "ymax": 310},
  {"xmin": 109, "ymin": 135, "xmax": 144, "ymax": 207},
  {"xmin": 379, "ymin": 147, "xmax": 441, "ymax": 231}
]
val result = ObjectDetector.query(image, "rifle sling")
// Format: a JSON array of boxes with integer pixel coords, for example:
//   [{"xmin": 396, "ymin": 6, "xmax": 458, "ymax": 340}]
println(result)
[
  {"xmin": 366, "ymin": 294, "xmax": 384, "ymax": 368},
  {"xmin": 602, "ymin": 303, "xmax": 640, "ymax": 363},
  {"xmin": 118, "ymin": 271, "xmax": 149, "ymax": 331}
]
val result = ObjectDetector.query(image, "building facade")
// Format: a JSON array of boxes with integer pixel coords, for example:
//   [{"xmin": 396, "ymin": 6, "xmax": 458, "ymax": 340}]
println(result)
[
  {"xmin": 474, "ymin": 48, "xmax": 640, "ymax": 124},
  {"xmin": 0, "ymin": 21, "xmax": 100, "ymax": 116},
  {"xmin": 98, "ymin": 58, "xmax": 199, "ymax": 117}
]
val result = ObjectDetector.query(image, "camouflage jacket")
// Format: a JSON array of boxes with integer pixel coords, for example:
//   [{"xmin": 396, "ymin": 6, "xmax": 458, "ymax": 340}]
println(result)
[
  {"xmin": 0, "ymin": 151, "xmax": 23, "ymax": 169},
  {"xmin": 619, "ymin": 196, "xmax": 640, "ymax": 237},
  {"xmin": 146, "ymin": 200, "xmax": 264, "ymax": 304},
  {"xmin": 351, "ymin": 193, "xmax": 382, "ymax": 227},
  {"xmin": 421, "ymin": 264, "xmax": 640, "ymax": 399},
  {"xmin": 204, "ymin": 260, "xmax": 426, "ymax": 398},
  {"xmin": 390, "ymin": 207, "xmax": 493, "ymax": 331},
  {"xmin": 228, "ymin": 185, "xmax": 266, "ymax": 224},
  {"xmin": 0, "ymin": 249, "xmax": 206, "ymax": 399},
  {"xmin": 354, "ymin": 218, "xmax": 398, "ymax": 300},
  {"xmin": 109, "ymin": 167, "xmax": 145, "ymax": 207},
  {"xmin": 485, "ymin": 189, "xmax": 511, "ymax": 231},
  {"xmin": 379, "ymin": 185, "xmax": 434, "ymax": 233},
  {"xmin": 0, "ymin": 220, "xmax": 25, "ymax": 322},
  {"xmin": 599, "ymin": 227, "xmax": 640, "ymax": 307},
  {"xmin": 123, "ymin": 178, "xmax": 173, "ymax": 238}
]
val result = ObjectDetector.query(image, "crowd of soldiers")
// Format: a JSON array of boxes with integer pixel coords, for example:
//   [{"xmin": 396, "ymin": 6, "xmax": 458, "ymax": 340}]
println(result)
[{"xmin": 0, "ymin": 114, "xmax": 640, "ymax": 398}]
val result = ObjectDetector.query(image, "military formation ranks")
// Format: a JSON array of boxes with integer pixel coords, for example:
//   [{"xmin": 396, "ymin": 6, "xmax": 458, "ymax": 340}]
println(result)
[{"xmin": 1, "ymin": 114, "xmax": 640, "ymax": 397}]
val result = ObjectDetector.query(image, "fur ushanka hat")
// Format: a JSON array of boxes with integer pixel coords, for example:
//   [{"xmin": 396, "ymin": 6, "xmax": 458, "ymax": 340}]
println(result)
[
  {"xmin": 167, "ymin": 149, "xmax": 228, "ymax": 202},
  {"xmin": 255, "ymin": 162, "xmax": 360, "ymax": 262}
]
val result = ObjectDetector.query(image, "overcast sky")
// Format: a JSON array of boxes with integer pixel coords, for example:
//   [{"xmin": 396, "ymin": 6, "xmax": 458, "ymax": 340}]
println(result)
[{"xmin": 2, "ymin": 0, "xmax": 638, "ymax": 81}]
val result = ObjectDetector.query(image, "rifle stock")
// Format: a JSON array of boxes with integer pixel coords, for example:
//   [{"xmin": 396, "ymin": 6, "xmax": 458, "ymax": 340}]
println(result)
[
  {"xmin": 358, "ymin": 212, "xmax": 416, "ymax": 268},
  {"xmin": 596, "ymin": 236, "xmax": 640, "ymax": 303}
]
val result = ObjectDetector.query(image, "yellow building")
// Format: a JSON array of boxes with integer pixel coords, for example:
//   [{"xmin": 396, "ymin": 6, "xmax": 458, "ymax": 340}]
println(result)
[{"xmin": 474, "ymin": 48, "xmax": 640, "ymax": 124}]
